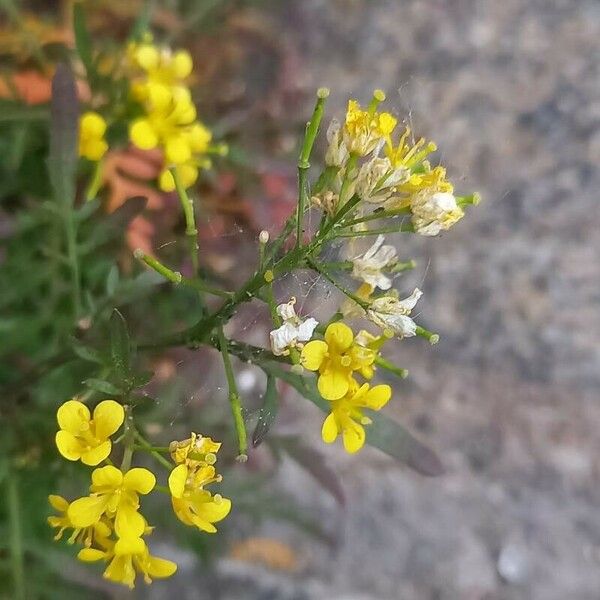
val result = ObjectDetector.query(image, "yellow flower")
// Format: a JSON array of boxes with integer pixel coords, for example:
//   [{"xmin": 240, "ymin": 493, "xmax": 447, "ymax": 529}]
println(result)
[
  {"xmin": 300, "ymin": 322, "xmax": 376, "ymax": 400},
  {"xmin": 168, "ymin": 464, "xmax": 231, "ymax": 533},
  {"xmin": 55, "ymin": 399, "xmax": 124, "ymax": 466},
  {"xmin": 48, "ymin": 494, "xmax": 102, "ymax": 545},
  {"xmin": 321, "ymin": 380, "xmax": 392, "ymax": 453},
  {"xmin": 78, "ymin": 533, "xmax": 177, "ymax": 589},
  {"xmin": 385, "ymin": 127, "xmax": 437, "ymax": 173},
  {"xmin": 343, "ymin": 98, "xmax": 396, "ymax": 156},
  {"xmin": 68, "ymin": 466, "xmax": 155, "ymax": 538},
  {"xmin": 169, "ymin": 432, "xmax": 222, "ymax": 467},
  {"xmin": 79, "ymin": 111, "xmax": 108, "ymax": 161}
]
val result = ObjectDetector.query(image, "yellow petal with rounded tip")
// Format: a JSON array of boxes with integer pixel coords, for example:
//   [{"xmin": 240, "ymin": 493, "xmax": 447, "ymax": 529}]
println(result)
[
  {"xmin": 81, "ymin": 440, "xmax": 112, "ymax": 466},
  {"xmin": 104, "ymin": 555, "xmax": 136, "ymax": 589},
  {"xmin": 317, "ymin": 369, "xmax": 350, "ymax": 401},
  {"xmin": 378, "ymin": 112, "xmax": 397, "ymax": 136},
  {"xmin": 123, "ymin": 467, "xmax": 156, "ymax": 494},
  {"xmin": 81, "ymin": 112, "xmax": 106, "ymax": 137},
  {"xmin": 342, "ymin": 421, "xmax": 365, "ymax": 454},
  {"xmin": 130, "ymin": 119, "xmax": 158, "ymax": 150},
  {"xmin": 146, "ymin": 555, "xmax": 177, "ymax": 578},
  {"xmin": 48, "ymin": 494, "xmax": 69, "ymax": 511},
  {"xmin": 115, "ymin": 535, "xmax": 146, "ymax": 556},
  {"xmin": 115, "ymin": 506, "xmax": 145, "ymax": 539},
  {"xmin": 193, "ymin": 495, "xmax": 231, "ymax": 524},
  {"xmin": 168, "ymin": 464, "xmax": 187, "ymax": 499},
  {"xmin": 78, "ymin": 548, "xmax": 107, "ymax": 562},
  {"xmin": 135, "ymin": 44, "xmax": 159, "ymax": 71},
  {"xmin": 68, "ymin": 495, "xmax": 109, "ymax": 528},
  {"xmin": 321, "ymin": 412, "xmax": 339, "ymax": 444},
  {"xmin": 91, "ymin": 465, "xmax": 123, "ymax": 489},
  {"xmin": 172, "ymin": 50, "xmax": 193, "ymax": 78},
  {"xmin": 363, "ymin": 384, "xmax": 392, "ymax": 410},
  {"xmin": 158, "ymin": 168, "xmax": 176, "ymax": 192},
  {"xmin": 147, "ymin": 82, "xmax": 172, "ymax": 111},
  {"xmin": 324, "ymin": 322, "xmax": 354, "ymax": 352},
  {"xmin": 93, "ymin": 400, "xmax": 124, "ymax": 440},
  {"xmin": 300, "ymin": 340, "xmax": 328, "ymax": 371},
  {"xmin": 57, "ymin": 400, "xmax": 90, "ymax": 434},
  {"xmin": 55, "ymin": 430, "xmax": 84, "ymax": 461}
]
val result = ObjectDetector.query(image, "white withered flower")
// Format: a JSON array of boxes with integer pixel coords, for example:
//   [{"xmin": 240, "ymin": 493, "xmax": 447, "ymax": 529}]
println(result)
[
  {"xmin": 269, "ymin": 297, "xmax": 319, "ymax": 356},
  {"xmin": 355, "ymin": 156, "xmax": 410, "ymax": 204},
  {"xmin": 325, "ymin": 119, "xmax": 349, "ymax": 168},
  {"xmin": 366, "ymin": 288, "xmax": 422, "ymax": 338},
  {"xmin": 351, "ymin": 235, "xmax": 397, "ymax": 291},
  {"xmin": 411, "ymin": 190, "xmax": 464, "ymax": 236}
]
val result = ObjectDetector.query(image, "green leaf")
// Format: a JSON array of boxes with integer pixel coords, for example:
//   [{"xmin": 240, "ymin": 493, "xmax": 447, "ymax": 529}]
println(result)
[
  {"xmin": 84, "ymin": 378, "xmax": 122, "ymax": 396},
  {"xmin": 110, "ymin": 309, "xmax": 131, "ymax": 379},
  {"xmin": 48, "ymin": 64, "xmax": 78, "ymax": 210},
  {"xmin": 263, "ymin": 364, "xmax": 444, "ymax": 477},
  {"xmin": 71, "ymin": 343, "xmax": 105, "ymax": 365},
  {"xmin": 105, "ymin": 265, "xmax": 119, "ymax": 296},
  {"xmin": 73, "ymin": 3, "xmax": 93, "ymax": 78},
  {"xmin": 252, "ymin": 373, "xmax": 279, "ymax": 447}
]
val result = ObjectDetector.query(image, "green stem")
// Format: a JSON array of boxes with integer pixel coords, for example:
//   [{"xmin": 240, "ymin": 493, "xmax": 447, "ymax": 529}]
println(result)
[
  {"xmin": 85, "ymin": 158, "xmax": 105, "ymax": 201},
  {"xmin": 332, "ymin": 224, "xmax": 414, "ymax": 238},
  {"xmin": 217, "ymin": 326, "xmax": 247, "ymax": 459},
  {"xmin": 7, "ymin": 470, "xmax": 25, "ymax": 600},
  {"xmin": 64, "ymin": 203, "xmax": 81, "ymax": 321},
  {"xmin": 342, "ymin": 207, "xmax": 411, "ymax": 228},
  {"xmin": 135, "ymin": 249, "xmax": 182, "ymax": 284},
  {"xmin": 297, "ymin": 88, "xmax": 329, "ymax": 249},
  {"xmin": 375, "ymin": 356, "xmax": 408, "ymax": 379},
  {"xmin": 415, "ymin": 325, "xmax": 439, "ymax": 345},
  {"xmin": 133, "ymin": 432, "xmax": 172, "ymax": 470},
  {"xmin": 306, "ymin": 258, "xmax": 369, "ymax": 309},
  {"xmin": 120, "ymin": 405, "xmax": 135, "ymax": 472}
]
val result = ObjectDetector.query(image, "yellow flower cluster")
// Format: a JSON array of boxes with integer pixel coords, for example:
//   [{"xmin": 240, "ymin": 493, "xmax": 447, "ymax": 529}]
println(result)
[
  {"xmin": 79, "ymin": 111, "xmax": 108, "ymax": 161},
  {"xmin": 127, "ymin": 36, "xmax": 213, "ymax": 192},
  {"xmin": 318, "ymin": 90, "xmax": 470, "ymax": 236},
  {"xmin": 300, "ymin": 323, "xmax": 391, "ymax": 453},
  {"xmin": 168, "ymin": 433, "xmax": 231, "ymax": 532},
  {"xmin": 50, "ymin": 400, "xmax": 230, "ymax": 588}
]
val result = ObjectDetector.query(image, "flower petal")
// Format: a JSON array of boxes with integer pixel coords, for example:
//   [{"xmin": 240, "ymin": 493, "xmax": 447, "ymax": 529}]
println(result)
[
  {"xmin": 342, "ymin": 420, "xmax": 365, "ymax": 454},
  {"xmin": 123, "ymin": 468, "xmax": 156, "ymax": 495},
  {"xmin": 300, "ymin": 340, "xmax": 328, "ymax": 371},
  {"xmin": 146, "ymin": 555, "xmax": 178, "ymax": 579},
  {"xmin": 55, "ymin": 430, "xmax": 84, "ymax": 461},
  {"xmin": 48, "ymin": 494, "xmax": 69, "ymax": 512},
  {"xmin": 324, "ymin": 322, "xmax": 354, "ymax": 352},
  {"xmin": 78, "ymin": 548, "xmax": 107, "ymax": 562},
  {"xmin": 68, "ymin": 495, "xmax": 109, "ymax": 528},
  {"xmin": 115, "ymin": 506, "xmax": 145, "ymax": 539},
  {"xmin": 91, "ymin": 465, "xmax": 123, "ymax": 490},
  {"xmin": 321, "ymin": 412, "xmax": 339, "ymax": 444},
  {"xmin": 317, "ymin": 369, "xmax": 350, "ymax": 401},
  {"xmin": 81, "ymin": 441, "xmax": 112, "ymax": 466},
  {"xmin": 57, "ymin": 400, "xmax": 90, "ymax": 434},
  {"xmin": 363, "ymin": 384, "xmax": 392, "ymax": 410},
  {"xmin": 130, "ymin": 119, "xmax": 158, "ymax": 150},
  {"xmin": 93, "ymin": 400, "xmax": 125, "ymax": 440},
  {"xmin": 115, "ymin": 535, "xmax": 146, "ymax": 556},
  {"xmin": 168, "ymin": 464, "xmax": 187, "ymax": 499}
]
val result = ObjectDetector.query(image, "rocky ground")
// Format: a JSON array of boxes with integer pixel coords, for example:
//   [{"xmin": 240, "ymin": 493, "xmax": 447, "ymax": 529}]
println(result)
[{"xmin": 145, "ymin": 0, "xmax": 600, "ymax": 598}]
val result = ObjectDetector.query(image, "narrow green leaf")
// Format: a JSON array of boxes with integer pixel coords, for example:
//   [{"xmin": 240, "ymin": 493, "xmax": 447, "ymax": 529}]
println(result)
[
  {"xmin": 48, "ymin": 64, "xmax": 78, "ymax": 210},
  {"xmin": 73, "ymin": 3, "xmax": 93, "ymax": 77},
  {"xmin": 263, "ymin": 364, "xmax": 444, "ymax": 476},
  {"xmin": 110, "ymin": 309, "xmax": 131, "ymax": 378},
  {"xmin": 84, "ymin": 378, "xmax": 122, "ymax": 396},
  {"xmin": 252, "ymin": 374, "xmax": 279, "ymax": 447},
  {"xmin": 106, "ymin": 265, "xmax": 119, "ymax": 296},
  {"xmin": 130, "ymin": 0, "xmax": 154, "ymax": 41},
  {"xmin": 0, "ymin": 101, "xmax": 48, "ymax": 123}
]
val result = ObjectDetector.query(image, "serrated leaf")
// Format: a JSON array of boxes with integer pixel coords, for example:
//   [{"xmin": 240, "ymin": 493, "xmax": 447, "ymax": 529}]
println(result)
[
  {"xmin": 110, "ymin": 308, "xmax": 131, "ymax": 379},
  {"xmin": 275, "ymin": 435, "xmax": 345, "ymax": 505},
  {"xmin": 263, "ymin": 364, "xmax": 444, "ymax": 477},
  {"xmin": 84, "ymin": 378, "xmax": 122, "ymax": 396},
  {"xmin": 252, "ymin": 374, "xmax": 279, "ymax": 447},
  {"xmin": 48, "ymin": 64, "xmax": 78, "ymax": 211},
  {"xmin": 73, "ymin": 3, "xmax": 93, "ymax": 78}
]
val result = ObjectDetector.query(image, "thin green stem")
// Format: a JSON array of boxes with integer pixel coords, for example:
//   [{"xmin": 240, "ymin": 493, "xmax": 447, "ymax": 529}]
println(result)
[
  {"xmin": 120, "ymin": 405, "xmax": 135, "ymax": 472},
  {"xmin": 7, "ymin": 470, "xmax": 25, "ymax": 600},
  {"xmin": 64, "ymin": 203, "xmax": 81, "ymax": 321},
  {"xmin": 217, "ymin": 326, "xmax": 247, "ymax": 459},
  {"xmin": 341, "ymin": 207, "xmax": 411, "ymax": 228},
  {"xmin": 133, "ymin": 432, "xmax": 172, "ymax": 470},
  {"xmin": 135, "ymin": 249, "xmax": 183, "ymax": 284},
  {"xmin": 416, "ymin": 325, "xmax": 440, "ymax": 345},
  {"xmin": 297, "ymin": 88, "xmax": 329, "ymax": 249},
  {"xmin": 332, "ymin": 224, "xmax": 414, "ymax": 238},
  {"xmin": 307, "ymin": 258, "xmax": 369, "ymax": 309},
  {"xmin": 375, "ymin": 355, "xmax": 408, "ymax": 379},
  {"xmin": 85, "ymin": 158, "xmax": 105, "ymax": 201}
]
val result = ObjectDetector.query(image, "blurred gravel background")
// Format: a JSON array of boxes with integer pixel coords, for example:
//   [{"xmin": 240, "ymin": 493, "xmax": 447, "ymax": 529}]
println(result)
[{"xmin": 148, "ymin": 1, "xmax": 600, "ymax": 598}]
